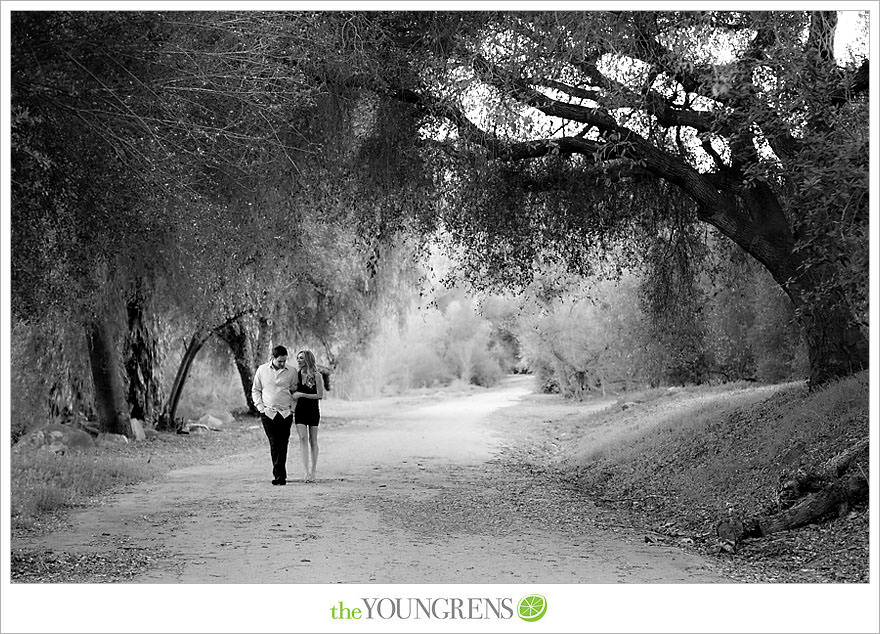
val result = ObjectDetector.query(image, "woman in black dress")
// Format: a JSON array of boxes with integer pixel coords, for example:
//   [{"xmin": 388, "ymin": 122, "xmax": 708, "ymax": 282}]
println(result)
[{"xmin": 293, "ymin": 349, "xmax": 325, "ymax": 482}]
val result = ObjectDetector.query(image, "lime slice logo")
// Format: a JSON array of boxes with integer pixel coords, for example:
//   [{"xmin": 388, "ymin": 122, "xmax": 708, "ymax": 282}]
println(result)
[{"xmin": 517, "ymin": 594, "xmax": 547, "ymax": 622}]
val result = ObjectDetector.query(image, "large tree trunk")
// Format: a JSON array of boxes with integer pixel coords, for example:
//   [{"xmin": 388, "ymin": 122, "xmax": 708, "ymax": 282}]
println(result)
[
  {"xmin": 86, "ymin": 319, "xmax": 133, "ymax": 437},
  {"xmin": 789, "ymin": 292, "xmax": 869, "ymax": 387},
  {"xmin": 217, "ymin": 317, "xmax": 259, "ymax": 415},
  {"xmin": 700, "ymin": 185, "xmax": 868, "ymax": 388},
  {"xmin": 157, "ymin": 332, "xmax": 206, "ymax": 431},
  {"xmin": 764, "ymin": 253, "xmax": 868, "ymax": 387},
  {"xmin": 123, "ymin": 279, "xmax": 160, "ymax": 423}
]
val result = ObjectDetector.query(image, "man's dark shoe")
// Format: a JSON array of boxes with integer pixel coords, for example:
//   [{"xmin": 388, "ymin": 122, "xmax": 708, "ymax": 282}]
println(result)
[
  {"xmin": 271, "ymin": 479, "xmax": 280, "ymax": 485},
  {"xmin": 276, "ymin": 480, "xmax": 286, "ymax": 485}
]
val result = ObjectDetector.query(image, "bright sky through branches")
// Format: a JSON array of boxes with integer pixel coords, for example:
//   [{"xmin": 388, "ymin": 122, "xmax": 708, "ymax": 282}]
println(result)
[
  {"xmin": 835, "ymin": 10, "xmax": 869, "ymax": 63},
  {"xmin": 436, "ymin": 10, "xmax": 869, "ymax": 171}
]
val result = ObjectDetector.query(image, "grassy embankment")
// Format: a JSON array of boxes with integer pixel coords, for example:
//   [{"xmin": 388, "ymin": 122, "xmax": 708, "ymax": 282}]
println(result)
[
  {"xmin": 9, "ymin": 418, "xmax": 263, "ymax": 533},
  {"xmin": 520, "ymin": 371, "xmax": 870, "ymax": 581}
]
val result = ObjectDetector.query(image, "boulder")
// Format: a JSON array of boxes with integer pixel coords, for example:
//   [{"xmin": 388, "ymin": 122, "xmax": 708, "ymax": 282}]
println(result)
[
  {"xmin": 205, "ymin": 409, "xmax": 235, "ymax": 425},
  {"xmin": 129, "ymin": 418, "xmax": 147, "ymax": 441},
  {"xmin": 97, "ymin": 433, "xmax": 130, "ymax": 447},
  {"xmin": 197, "ymin": 414, "xmax": 224, "ymax": 429},
  {"xmin": 22, "ymin": 424, "xmax": 96, "ymax": 454}
]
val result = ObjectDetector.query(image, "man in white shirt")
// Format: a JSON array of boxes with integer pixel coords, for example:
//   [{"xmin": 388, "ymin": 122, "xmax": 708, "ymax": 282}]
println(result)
[{"xmin": 251, "ymin": 345, "xmax": 298, "ymax": 485}]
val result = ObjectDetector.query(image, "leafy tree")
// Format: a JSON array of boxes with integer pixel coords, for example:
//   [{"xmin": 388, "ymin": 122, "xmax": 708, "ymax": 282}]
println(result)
[
  {"xmin": 11, "ymin": 11, "xmax": 409, "ymax": 431},
  {"xmin": 477, "ymin": 294, "xmax": 523, "ymax": 374},
  {"xmin": 516, "ymin": 269, "xmax": 647, "ymax": 397},
  {"xmin": 363, "ymin": 10, "xmax": 869, "ymax": 386},
  {"xmin": 11, "ymin": 13, "xmax": 170, "ymax": 435}
]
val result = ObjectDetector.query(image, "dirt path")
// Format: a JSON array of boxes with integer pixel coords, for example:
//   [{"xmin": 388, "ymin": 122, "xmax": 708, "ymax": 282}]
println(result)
[{"xmin": 14, "ymin": 376, "xmax": 729, "ymax": 583}]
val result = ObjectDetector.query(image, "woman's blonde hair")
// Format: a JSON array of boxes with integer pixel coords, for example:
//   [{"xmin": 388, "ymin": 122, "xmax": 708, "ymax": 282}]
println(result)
[{"xmin": 297, "ymin": 349, "xmax": 318, "ymax": 385}]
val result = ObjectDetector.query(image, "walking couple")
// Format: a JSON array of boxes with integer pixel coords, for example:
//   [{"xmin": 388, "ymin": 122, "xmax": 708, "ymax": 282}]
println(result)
[{"xmin": 252, "ymin": 345, "xmax": 326, "ymax": 485}]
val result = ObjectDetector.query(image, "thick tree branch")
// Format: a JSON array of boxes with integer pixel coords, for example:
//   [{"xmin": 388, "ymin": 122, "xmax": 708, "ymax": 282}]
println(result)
[
  {"xmin": 535, "ymin": 71, "xmax": 715, "ymax": 133},
  {"xmin": 568, "ymin": 52, "xmax": 717, "ymax": 126},
  {"xmin": 473, "ymin": 54, "xmax": 620, "ymax": 131},
  {"xmin": 478, "ymin": 53, "xmax": 717, "ymax": 141},
  {"xmin": 525, "ymin": 76, "xmax": 603, "ymax": 102},
  {"xmin": 700, "ymin": 136, "xmax": 727, "ymax": 169},
  {"xmin": 393, "ymin": 84, "xmax": 792, "ymax": 283}
]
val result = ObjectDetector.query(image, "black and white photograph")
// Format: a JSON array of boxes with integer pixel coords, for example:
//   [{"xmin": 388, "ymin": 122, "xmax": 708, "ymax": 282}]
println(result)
[{"xmin": 1, "ymin": 3, "xmax": 877, "ymax": 633}]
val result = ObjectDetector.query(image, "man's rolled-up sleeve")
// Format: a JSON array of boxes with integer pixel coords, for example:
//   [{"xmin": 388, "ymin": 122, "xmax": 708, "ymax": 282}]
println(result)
[{"xmin": 252, "ymin": 368, "xmax": 265, "ymax": 414}]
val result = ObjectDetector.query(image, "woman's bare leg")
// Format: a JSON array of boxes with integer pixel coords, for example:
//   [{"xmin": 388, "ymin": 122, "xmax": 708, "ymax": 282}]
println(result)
[
  {"xmin": 308, "ymin": 426, "xmax": 319, "ymax": 481},
  {"xmin": 295, "ymin": 424, "xmax": 310, "ymax": 481}
]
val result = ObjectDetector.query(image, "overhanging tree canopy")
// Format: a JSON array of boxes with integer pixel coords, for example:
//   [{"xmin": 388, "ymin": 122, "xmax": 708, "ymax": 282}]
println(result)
[
  {"xmin": 351, "ymin": 10, "xmax": 868, "ymax": 386},
  {"xmin": 11, "ymin": 9, "xmax": 870, "ymax": 423}
]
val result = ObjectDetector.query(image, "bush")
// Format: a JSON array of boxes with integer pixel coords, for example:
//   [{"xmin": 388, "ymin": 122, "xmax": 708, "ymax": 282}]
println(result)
[
  {"xmin": 337, "ymin": 293, "xmax": 509, "ymax": 396},
  {"xmin": 9, "ymin": 319, "xmax": 95, "ymax": 444},
  {"xmin": 395, "ymin": 341, "xmax": 453, "ymax": 389},
  {"xmin": 470, "ymin": 346, "xmax": 504, "ymax": 386},
  {"xmin": 517, "ymin": 273, "xmax": 648, "ymax": 397}
]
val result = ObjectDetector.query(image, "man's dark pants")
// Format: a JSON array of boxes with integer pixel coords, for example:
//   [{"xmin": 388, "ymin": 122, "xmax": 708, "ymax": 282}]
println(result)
[{"xmin": 261, "ymin": 412, "xmax": 293, "ymax": 482}]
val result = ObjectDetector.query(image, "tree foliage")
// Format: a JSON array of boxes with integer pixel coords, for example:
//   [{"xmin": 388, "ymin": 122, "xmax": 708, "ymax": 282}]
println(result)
[
  {"xmin": 10, "ymin": 10, "xmax": 869, "ymax": 438},
  {"xmin": 360, "ymin": 10, "xmax": 869, "ymax": 386}
]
